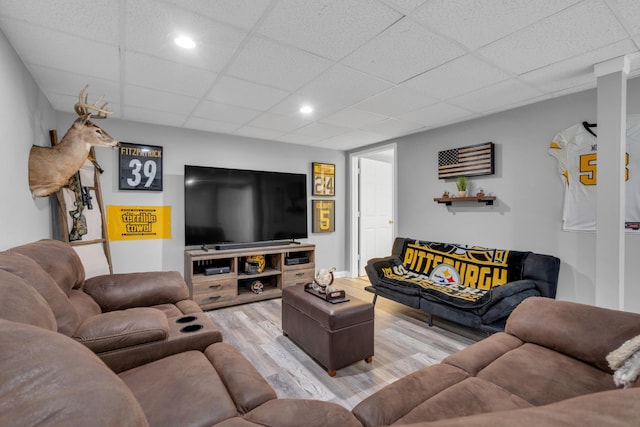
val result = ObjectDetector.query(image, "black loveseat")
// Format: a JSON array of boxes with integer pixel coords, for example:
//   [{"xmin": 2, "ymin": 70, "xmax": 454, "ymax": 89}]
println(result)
[{"xmin": 365, "ymin": 237, "xmax": 561, "ymax": 333}]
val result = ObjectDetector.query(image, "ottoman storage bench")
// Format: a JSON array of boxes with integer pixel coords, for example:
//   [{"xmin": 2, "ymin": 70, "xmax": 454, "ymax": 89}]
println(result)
[{"xmin": 282, "ymin": 284, "xmax": 374, "ymax": 376}]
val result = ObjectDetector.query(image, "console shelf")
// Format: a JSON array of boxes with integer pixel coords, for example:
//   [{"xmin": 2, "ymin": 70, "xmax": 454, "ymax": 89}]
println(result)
[
  {"xmin": 184, "ymin": 243, "xmax": 315, "ymax": 310},
  {"xmin": 434, "ymin": 196, "xmax": 496, "ymax": 206}
]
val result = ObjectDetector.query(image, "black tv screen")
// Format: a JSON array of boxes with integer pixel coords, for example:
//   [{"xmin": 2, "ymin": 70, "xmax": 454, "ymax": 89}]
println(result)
[{"xmin": 184, "ymin": 165, "xmax": 308, "ymax": 246}]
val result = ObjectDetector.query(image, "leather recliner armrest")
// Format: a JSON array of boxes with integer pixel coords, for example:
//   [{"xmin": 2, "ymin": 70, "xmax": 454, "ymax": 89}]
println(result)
[
  {"xmin": 83, "ymin": 271, "xmax": 189, "ymax": 311},
  {"xmin": 74, "ymin": 307, "xmax": 168, "ymax": 353}
]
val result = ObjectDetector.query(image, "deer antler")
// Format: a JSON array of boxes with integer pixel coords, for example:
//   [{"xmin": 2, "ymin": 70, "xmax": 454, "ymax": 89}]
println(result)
[{"xmin": 74, "ymin": 85, "xmax": 112, "ymax": 119}]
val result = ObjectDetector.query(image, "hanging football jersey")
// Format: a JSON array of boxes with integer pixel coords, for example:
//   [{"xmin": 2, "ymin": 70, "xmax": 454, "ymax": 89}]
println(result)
[{"xmin": 549, "ymin": 114, "xmax": 640, "ymax": 231}]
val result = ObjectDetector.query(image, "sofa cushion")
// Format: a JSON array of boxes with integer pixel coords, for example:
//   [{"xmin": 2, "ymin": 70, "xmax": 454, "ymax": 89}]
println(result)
[
  {"xmin": 444, "ymin": 333, "xmax": 524, "ymax": 376},
  {"xmin": 242, "ymin": 399, "xmax": 363, "ymax": 427},
  {"xmin": 84, "ymin": 271, "xmax": 190, "ymax": 311},
  {"xmin": 391, "ymin": 388, "xmax": 640, "ymax": 427},
  {"xmin": 352, "ymin": 363, "xmax": 470, "ymax": 427},
  {"xmin": 0, "ymin": 269, "xmax": 56, "ymax": 330},
  {"xmin": 394, "ymin": 377, "xmax": 533, "ymax": 425},
  {"xmin": 0, "ymin": 319, "xmax": 148, "ymax": 427},
  {"xmin": 477, "ymin": 343, "xmax": 616, "ymax": 406},
  {"xmin": 74, "ymin": 307, "xmax": 169, "ymax": 353},
  {"xmin": 506, "ymin": 297, "xmax": 640, "ymax": 373},
  {"xmin": 119, "ymin": 350, "xmax": 240, "ymax": 427},
  {"xmin": 68, "ymin": 289, "xmax": 102, "ymax": 324},
  {"xmin": 10, "ymin": 239, "xmax": 85, "ymax": 293},
  {"xmin": 205, "ymin": 342, "xmax": 278, "ymax": 413},
  {"xmin": 0, "ymin": 251, "xmax": 80, "ymax": 335}
]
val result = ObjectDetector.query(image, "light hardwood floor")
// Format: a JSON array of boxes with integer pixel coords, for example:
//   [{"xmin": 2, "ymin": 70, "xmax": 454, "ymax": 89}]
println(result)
[{"xmin": 206, "ymin": 277, "xmax": 486, "ymax": 410}]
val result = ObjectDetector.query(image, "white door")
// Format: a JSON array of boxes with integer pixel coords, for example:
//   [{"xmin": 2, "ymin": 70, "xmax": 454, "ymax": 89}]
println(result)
[{"xmin": 359, "ymin": 157, "xmax": 393, "ymax": 276}]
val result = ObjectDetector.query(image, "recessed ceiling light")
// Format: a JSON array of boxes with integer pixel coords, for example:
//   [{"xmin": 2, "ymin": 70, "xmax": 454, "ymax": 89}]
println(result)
[
  {"xmin": 174, "ymin": 36, "xmax": 196, "ymax": 49},
  {"xmin": 300, "ymin": 105, "xmax": 314, "ymax": 114}
]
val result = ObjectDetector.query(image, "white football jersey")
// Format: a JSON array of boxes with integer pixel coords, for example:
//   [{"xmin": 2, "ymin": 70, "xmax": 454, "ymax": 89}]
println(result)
[{"xmin": 549, "ymin": 115, "xmax": 640, "ymax": 231}]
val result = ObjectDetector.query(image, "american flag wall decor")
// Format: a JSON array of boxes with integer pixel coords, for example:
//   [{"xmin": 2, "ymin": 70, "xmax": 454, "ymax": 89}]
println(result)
[{"xmin": 438, "ymin": 142, "xmax": 495, "ymax": 179}]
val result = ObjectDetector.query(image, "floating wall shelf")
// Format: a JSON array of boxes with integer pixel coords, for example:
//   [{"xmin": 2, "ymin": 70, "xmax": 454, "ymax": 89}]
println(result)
[{"xmin": 434, "ymin": 196, "xmax": 496, "ymax": 206}]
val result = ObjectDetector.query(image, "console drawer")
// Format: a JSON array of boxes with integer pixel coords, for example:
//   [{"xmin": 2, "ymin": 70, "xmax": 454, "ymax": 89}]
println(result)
[
  {"xmin": 192, "ymin": 287, "xmax": 237, "ymax": 307},
  {"xmin": 193, "ymin": 278, "xmax": 236, "ymax": 295},
  {"xmin": 283, "ymin": 268, "xmax": 314, "ymax": 288}
]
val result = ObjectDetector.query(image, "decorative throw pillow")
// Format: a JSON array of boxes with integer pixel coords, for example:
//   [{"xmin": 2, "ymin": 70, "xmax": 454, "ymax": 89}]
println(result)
[{"xmin": 607, "ymin": 334, "xmax": 640, "ymax": 388}]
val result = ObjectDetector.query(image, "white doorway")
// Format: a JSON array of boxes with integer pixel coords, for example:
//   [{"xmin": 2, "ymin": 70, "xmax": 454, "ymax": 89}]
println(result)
[{"xmin": 349, "ymin": 144, "xmax": 397, "ymax": 277}]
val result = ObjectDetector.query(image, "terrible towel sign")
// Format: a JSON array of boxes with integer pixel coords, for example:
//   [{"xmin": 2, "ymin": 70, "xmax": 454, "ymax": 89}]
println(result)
[{"xmin": 107, "ymin": 206, "xmax": 171, "ymax": 240}]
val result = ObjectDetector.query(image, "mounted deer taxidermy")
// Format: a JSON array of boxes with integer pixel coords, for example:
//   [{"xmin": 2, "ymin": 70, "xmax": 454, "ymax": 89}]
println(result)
[{"xmin": 28, "ymin": 85, "xmax": 119, "ymax": 197}]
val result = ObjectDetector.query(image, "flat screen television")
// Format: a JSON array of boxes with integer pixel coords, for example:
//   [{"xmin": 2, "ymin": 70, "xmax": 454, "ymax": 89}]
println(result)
[{"xmin": 184, "ymin": 165, "xmax": 308, "ymax": 247}]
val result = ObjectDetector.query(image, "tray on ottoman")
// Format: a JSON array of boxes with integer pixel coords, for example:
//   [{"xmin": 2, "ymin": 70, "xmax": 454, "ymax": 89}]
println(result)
[
  {"xmin": 282, "ymin": 284, "xmax": 374, "ymax": 376},
  {"xmin": 304, "ymin": 282, "xmax": 350, "ymax": 303}
]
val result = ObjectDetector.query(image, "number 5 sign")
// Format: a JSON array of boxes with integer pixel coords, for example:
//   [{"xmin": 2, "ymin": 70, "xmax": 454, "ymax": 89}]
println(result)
[
  {"xmin": 312, "ymin": 200, "xmax": 335, "ymax": 233},
  {"xmin": 119, "ymin": 142, "xmax": 163, "ymax": 191}
]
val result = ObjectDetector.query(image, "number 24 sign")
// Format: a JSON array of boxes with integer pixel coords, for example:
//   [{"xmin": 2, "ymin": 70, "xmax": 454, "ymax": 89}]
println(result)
[{"xmin": 119, "ymin": 142, "xmax": 163, "ymax": 191}]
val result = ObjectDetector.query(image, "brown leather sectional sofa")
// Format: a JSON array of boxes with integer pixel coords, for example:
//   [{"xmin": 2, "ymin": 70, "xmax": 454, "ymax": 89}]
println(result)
[
  {"xmin": 352, "ymin": 297, "xmax": 640, "ymax": 426},
  {"xmin": 2, "ymin": 239, "xmax": 640, "ymax": 426},
  {"xmin": 0, "ymin": 239, "xmax": 223, "ymax": 372}
]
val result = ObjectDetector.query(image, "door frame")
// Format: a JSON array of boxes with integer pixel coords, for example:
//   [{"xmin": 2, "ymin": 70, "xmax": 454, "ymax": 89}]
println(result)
[{"xmin": 349, "ymin": 143, "xmax": 397, "ymax": 277}]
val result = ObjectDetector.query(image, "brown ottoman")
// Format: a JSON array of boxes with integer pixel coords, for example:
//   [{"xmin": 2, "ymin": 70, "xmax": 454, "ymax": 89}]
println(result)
[{"xmin": 282, "ymin": 284, "xmax": 374, "ymax": 376}]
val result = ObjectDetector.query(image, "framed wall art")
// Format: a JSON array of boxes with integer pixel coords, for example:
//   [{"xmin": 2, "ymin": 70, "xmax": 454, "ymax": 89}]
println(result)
[
  {"xmin": 312, "ymin": 162, "xmax": 335, "ymax": 196},
  {"xmin": 438, "ymin": 142, "xmax": 494, "ymax": 179},
  {"xmin": 312, "ymin": 199, "xmax": 335, "ymax": 233},
  {"xmin": 119, "ymin": 142, "xmax": 163, "ymax": 191}
]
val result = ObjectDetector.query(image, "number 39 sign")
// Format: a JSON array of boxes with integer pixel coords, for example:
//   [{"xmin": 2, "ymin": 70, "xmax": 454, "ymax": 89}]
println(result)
[{"xmin": 119, "ymin": 142, "xmax": 163, "ymax": 191}]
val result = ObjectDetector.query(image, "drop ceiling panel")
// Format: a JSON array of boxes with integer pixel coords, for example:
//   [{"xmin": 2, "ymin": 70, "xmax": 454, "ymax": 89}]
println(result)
[
  {"xmin": 184, "ymin": 116, "xmax": 241, "ymax": 134},
  {"xmin": 520, "ymin": 39, "xmax": 639, "ymax": 93},
  {"xmin": 226, "ymin": 37, "xmax": 333, "ymax": 91},
  {"xmin": 320, "ymin": 109, "xmax": 388, "ymax": 128},
  {"xmin": 123, "ymin": 105, "xmax": 188, "ymax": 128},
  {"xmin": 207, "ymin": 76, "xmax": 289, "ymax": 111},
  {"xmin": 295, "ymin": 65, "xmax": 392, "ymax": 113},
  {"xmin": 27, "ymin": 65, "xmax": 121, "ymax": 106},
  {"xmin": 400, "ymin": 102, "xmax": 476, "ymax": 127},
  {"xmin": 247, "ymin": 112, "xmax": 312, "ymax": 133},
  {"xmin": 413, "ymin": 0, "xmax": 583, "ymax": 50},
  {"xmin": 257, "ymin": 0, "xmax": 403, "ymax": 61},
  {"xmin": 125, "ymin": 0, "xmax": 247, "ymax": 72},
  {"xmin": 382, "ymin": 0, "xmax": 429, "ymax": 14},
  {"xmin": 163, "ymin": 0, "xmax": 272, "ymax": 30},
  {"xmin": 611, "ymin": 0, "xmax": 640, "ymax": 35},
  {"xmin": 0, "ymin": 0, "xmax": 119, "ymax": 44},
  {"xmin": 403, "ymin": 55, "xmax": 511, "ymax": 100},
  {"xmin": 0, "ymin": 19, "xmax": 119, "ymax": 81},
  {"xmin": 124, "ymin": 85, "xmax": 199, "ymax": 115},
  {"xmin": 342, "ymin": 18, "xmax": 466, "ymax": 83},
  {"xmin": 449, "ymin": 79, "xmax": 543, "ymax": 114},
  {"xmin": 294, "ymin": 122, "xmax": 352, "ymax": 139},
  {"xmin": 354, "ymin": 85, "xmax": 438, "ymax": 116},
  {"xmin": 478, "ymin": 0, "xmax": 629, "ymax": 75},
  {"xmin": 192, "ymin": 100, "xmax": 261, "ymax": 124},
  {"xmin": 362, "ymin": 118, "xmax": 425, "ymax": 137},
  {"xmin": 125, "ymin": 52, "xmax": 217, "ymax": 98},
  {"xmin": 233, "ymin": 125, "xmax": 286, "ymax": 141},
  {"xmin": 313, "ymin": 130, "xmax": 385, "ymax": 150}
]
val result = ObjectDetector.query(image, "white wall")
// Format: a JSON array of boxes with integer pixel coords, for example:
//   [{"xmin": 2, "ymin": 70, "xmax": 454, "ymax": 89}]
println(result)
[
  {"xmin": 387, "ymin": 81, "xmax": 640, "ymax": 313},
  {"xmin": 56, "ymin": 112, "xmax": 346, "ymax": 277},
  {"xmin": 0, "ymin": 30, "xmax": 56, "ymax": 249}
]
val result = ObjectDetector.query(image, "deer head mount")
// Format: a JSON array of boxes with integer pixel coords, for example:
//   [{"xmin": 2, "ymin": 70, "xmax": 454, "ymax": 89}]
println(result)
[{"xmin": 28, "ymin": 86, "xmax": 119, "ymax": 197}]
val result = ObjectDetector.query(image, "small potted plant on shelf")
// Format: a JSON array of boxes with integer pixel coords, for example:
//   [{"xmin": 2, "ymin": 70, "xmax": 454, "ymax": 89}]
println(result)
[
  {"xmin": 442, "ymin": 190, "xmax": 450, "ymax": 198},
  {"xmin": 456, "ymin": 176, "xmax": 468, "ymax": 197},
  {"xmin": 476, "ymin": 188, "xmax": 485, "ymax": 197}
]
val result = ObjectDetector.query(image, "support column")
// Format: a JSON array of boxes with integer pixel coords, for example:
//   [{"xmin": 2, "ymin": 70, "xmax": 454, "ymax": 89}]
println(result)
[{"xmin": 594, "ymin": 56, "xmax": 629, "ymax": 310}]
